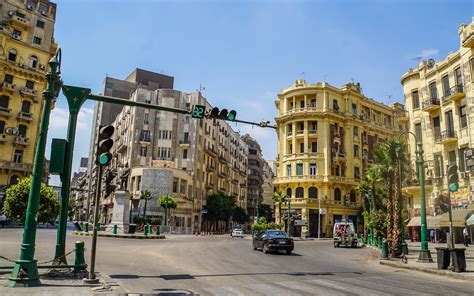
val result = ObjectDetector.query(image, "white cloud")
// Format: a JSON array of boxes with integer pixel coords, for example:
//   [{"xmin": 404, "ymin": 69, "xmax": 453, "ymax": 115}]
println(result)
[
  {"xmin": 50, "ymin": 106, "xmax": 94, "ymax": 130},
  {"xmin": 416, "ymin": 48, "xmax": 439, "ymax": 59}
]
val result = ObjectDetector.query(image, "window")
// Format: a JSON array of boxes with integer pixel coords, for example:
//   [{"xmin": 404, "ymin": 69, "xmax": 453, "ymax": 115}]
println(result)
[
  {"xmin": 139, "ymin": 146, "xmax": 147, "ymax": 156},
  {"xmin": 8, "ymin": 49, "xmax": 17, "ymax": 62},
  {"xmin": 310, "ymin": 121, "xmax": 317, "ymax": 131},
  {"xmin": 414, "ymin": 123, "xmax": 422, "ymax": 144},
  {"xmin": 441, "ymin": 74, "xmax": 450, "ymax": 97},
  {"xmin": 354, "ymin": 145, "xmax": 359, "ymax": 157},
  {"xmin": 185, "ymin": 116, "xmax": 191, "ymax": 124},
  {"xmin": 448, "ymin": 150, "xmax": 456, "ymax": 165},
  {"xmin": 454, "ymin": 67, "xmax": 462, "ymax": 86},
  {"xmin": 352, "ymin": 103, "xmax": 357, "ymax": 115},
  {"xmin": 412, "ymin": 90, "xmax": 420, "ymax": 109},
  {"xmin": 460, "ymin": 105, "xmax": 467, "ymax": 129},
  {"xmin": 309, "ymin": 163, "xmax": 317, "ymax": 176},
  {"xmin": 36, "ymin": 20, "xmax": 45, "ymax": 28},
  {"xmin": 459, "ymin": 147, "xmax": 467, "ymax": 172},
  {"xmin": 4, "ymin": 74, "xmax": 13, "ymax": 84},
  {"xmin": 0, "ymin": 95, "xmax": 9, "ymax": 109},
  {"xmin": 21, "ymin": 101, "xmax": 31, "ymax": 113},
  {"xmin": 33, "ymin": 36, "xmax": 42, "ymax": 45},
  {"xmin": 310, "ymin": 99, "xmax": 316, "ymax": 107},
  {"xmin": 289, "ymin": 143, "xmax": 292, "ymax": 154},
  {"xmin": 13, "ymin": 150, "xmax": 23, "ymax": 163},
  {"xmin": 0, "ymin": 121, "xmax": 5, "ymax": 133},
  {"xmin": 12, "ymin": 29, "xmax": 21, "ymax": 39},
  {"xmin": 333, "ymin": 99, "xmax": 339, "ymax": 111},
  {"xmin": 29, "ymin": 55, "xmax": 38, "ymax": 68},
  {"xmin": 9, "ymin": 175, "xmax": 19, "ymax": 185},
  {"xmin": 308, "ymin": 187, "xmax": 318, "ymax": 199},
  {"xmin": 296, "ymin": 164, "xmax": 303, "ymax": 176},
  {"xmin": 429, "ymin": 81, "xmax": 438, "ymax": 99},
  {"xmin": 25, "ymin": 80, "xmax": 34, "ymax": 90},
  {"xmin": 144, "ymin": 113, "xmax": 149, "ymax": 124},
  {"xmin": 334, "ymin": 188, "xmax": 341, "ymax": 201},
  {"xmin": 180, "ymin": 180, "xmax": 187, "ymax": 194},
  {"xmin": 300, "ymin": 100, "xmax": 305, "ymax": 108},
  {"xmin": 434, "ymin": 154, "xmax": 444, "ymax": 177},
  {"xmin": 311, "ymin": 141, "xmax": 317, "ymax": 153},
  {"xmin": 354, "ymin": 167, "xmax": 360, "ymax": 179},
  {"xmin": 296, "ymin": 187, "xmax": 304, "ymax": 198},
  {"xmin": 172, "ymin": 178, "xmax": 178, "ymax": 193},
  {"xmin": 140, "ymin": 130, "xmax": 150, "ymax": 141},
  {"xmin": 353, "ymin": 126, "xmax": 359, "ymax": 137},
  {"xmin": 335, "ymin": 165, "xmax": 340, "ymax": 176},
  {"xmin": 286, "ymin": 164, "xmax": 291, "ymax": 176},
  {"xmin": 350, "ymin": 191, "xmax": 356, "ymax": 203},
  {"xmin": 300, "ymin": 143, "xmax": 304, "ymax": 153},
  {"xmin": 183, "ymin": 149, "xmax": 188, "ymax": 159},
  {"xmin": 286, "ymin": 188, "xmax": 292, "ymax": 198},
  {"xmin": 18, "ymin": 125, "xmax": 27, "ymax": 137}
]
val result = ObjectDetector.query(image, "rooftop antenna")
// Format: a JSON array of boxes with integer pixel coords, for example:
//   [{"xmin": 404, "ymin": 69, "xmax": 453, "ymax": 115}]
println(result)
[
  {"xmin": 301, "ymin": 72, "xmax": 305, "ymax": 80},
  {"xmin": 411, "ymin": 56, "xmax": 422, "ymax": 65},
  {"xmin": 197, "ymin": 84, "xmax": 205, "ymax": 92}
]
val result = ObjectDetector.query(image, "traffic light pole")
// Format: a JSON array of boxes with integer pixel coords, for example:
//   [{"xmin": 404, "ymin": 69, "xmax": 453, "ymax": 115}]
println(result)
[
  {"xmin": 447, "ymin": 190, "xmax": 454, "ymax": 248},
  {"xmin": 416, "ymin": 143, "xmax": 433, "ymax": 262},
  {"xmin": 7, "ymin": 52, "xmax": 62, "ymax": 287}
]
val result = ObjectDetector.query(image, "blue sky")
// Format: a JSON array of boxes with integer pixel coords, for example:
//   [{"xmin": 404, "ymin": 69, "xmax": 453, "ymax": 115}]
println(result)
[{"xmin": 47, "ymin": 0, "xmax": 473, "ymax": 183}]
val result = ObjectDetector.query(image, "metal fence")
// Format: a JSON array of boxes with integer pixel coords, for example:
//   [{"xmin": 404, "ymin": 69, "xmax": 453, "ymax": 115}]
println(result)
[{"xmin": 158, "ymin": 226, "xmax": 194, "ymax": 235}]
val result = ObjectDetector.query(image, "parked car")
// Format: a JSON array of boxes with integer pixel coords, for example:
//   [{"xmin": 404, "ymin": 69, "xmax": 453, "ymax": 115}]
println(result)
[
  {"xmin": 333, "ymin": 220, "xmax": 358, "ymax": 248},
  {"xmin": 252, "ymin": 230, "xmax": 294, "ymax": 255},
  {"xmin": 231, "ymin": 228, "xmax": 244, "ymax": 238}
]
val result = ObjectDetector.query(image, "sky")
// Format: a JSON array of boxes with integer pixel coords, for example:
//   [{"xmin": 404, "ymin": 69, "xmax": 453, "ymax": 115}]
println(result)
[{"xmin": 46, "ymin": 0, "xmax": 474, "ymax": 184}]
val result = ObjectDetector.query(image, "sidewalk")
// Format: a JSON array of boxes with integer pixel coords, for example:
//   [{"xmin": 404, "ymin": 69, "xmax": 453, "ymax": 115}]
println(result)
[
  {"xmin": 73, "ymin": 231, "xmax": 165, "ymax": 239},
  {"xmin": 376, "ymin": 241, "xmax": 474, "ymax": 280}
]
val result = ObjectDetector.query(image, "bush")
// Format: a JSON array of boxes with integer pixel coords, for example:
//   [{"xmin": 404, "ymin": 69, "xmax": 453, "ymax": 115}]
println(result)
[
  {"xmin": 149, "ymin": 217, "xmax": 161, "ymax": 225},
  {"xmin": 132, "ymin": 216, "xmax": 145, "ymax": 225}
]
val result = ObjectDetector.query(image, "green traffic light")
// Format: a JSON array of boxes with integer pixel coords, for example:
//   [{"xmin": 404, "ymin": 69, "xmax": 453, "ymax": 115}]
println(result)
[
  {"xmin": 227, "ymin": 110, "xmax": 237, "ymax": 121},
  {"xmin": 449, "ymin": 183, "xmax": 458, "ymax": 192},
  {"xmin": 98, "ymin": 152, "xmax": 112, "ymax": 166}
]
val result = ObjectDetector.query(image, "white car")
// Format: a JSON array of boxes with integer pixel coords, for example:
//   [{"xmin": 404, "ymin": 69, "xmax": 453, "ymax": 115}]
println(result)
[{"xmin": 231, "ymin": 228, "xmax": 244, "ymax": 238}]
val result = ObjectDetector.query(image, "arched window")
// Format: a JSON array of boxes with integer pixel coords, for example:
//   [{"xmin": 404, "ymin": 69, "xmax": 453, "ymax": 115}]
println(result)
[
  {"xmin": 308, "ymin": 187, "xmax": 318, "ymax": 199},
  {"xmin": 334, "ymin": 188, "xmax": 341, "ymax": 201},
  {"xmin": 350, "ymin": 190, "xmax": 356, "ymax": 203},
  {"xmin": 21, "ymin": 101, "xmax": 31, "ymax": 113},
  {"xmin": 29, "ymin": 55, "xmax": 38, "ymax": 68},
  {"xmin": 296, "ymin": 187, "xmax": 304, "ymax": 198},
  {"xmin": 286, "ymin": 187, "xmax": 292, "ymax": 198},
  {"xmin": 9, "ymin": 175, "xmax": 19, "ymax": 185},
  {"xmin": 8, "ymin": 49, "xmax": 17, "ymax": 62}
]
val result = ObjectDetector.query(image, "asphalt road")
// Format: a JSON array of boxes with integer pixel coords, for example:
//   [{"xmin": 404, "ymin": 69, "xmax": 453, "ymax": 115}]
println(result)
[{"xmin": 1, "ymin": 229, "xmax": 474, "ymax": 295}]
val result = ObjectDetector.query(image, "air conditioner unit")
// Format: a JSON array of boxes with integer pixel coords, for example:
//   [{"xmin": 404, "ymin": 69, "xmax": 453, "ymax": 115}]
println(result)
[
  {"xmin": 40, "ymin": 11, "xmax": 47, "ymax": 16},
  {"xmin": 12, "ymin": 34, "xmax": 20, "ymax": 40},
  {"xmin": 8, "ymin": 11, "xmax": 14, "ymax": 17},
  {"xmin": 5, "ymin": 127, "xmax": 18, "ymax": 135},
  {"xmin": 39, "ymin": 64, "xmax": 46, "ymax": 70},
  {"xmin": 27, "ymin": 5, "xmax": 33, "ymax": 10}
]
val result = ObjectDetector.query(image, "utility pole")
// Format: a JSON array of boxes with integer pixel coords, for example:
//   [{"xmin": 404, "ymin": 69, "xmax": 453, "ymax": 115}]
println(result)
[
  {"xmin": 318, "ymin": 196, "xmax": 321, "ymax": 240},
  {"xmin": 287, "ymin": 197, "xmax": 291, "ymax": 237}
]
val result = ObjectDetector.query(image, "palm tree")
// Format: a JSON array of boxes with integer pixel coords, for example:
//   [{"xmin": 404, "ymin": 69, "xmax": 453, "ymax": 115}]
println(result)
[
  {"xmin": 272, "ymin": 191, "xmax": 286, "ymax": 224},
  {"xmin": 158, "ymin": 194, "xmax": 177, "ymax": 226},
  {"xmin": 140, "ymin": 190, "xmax": 153, "ymax": 224},
  {"xmin": 362, "ymin": 165, "xmax": 383, "ymax": 212}
]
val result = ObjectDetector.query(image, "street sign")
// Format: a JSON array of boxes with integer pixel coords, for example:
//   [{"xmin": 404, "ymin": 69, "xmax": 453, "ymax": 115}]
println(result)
[
  {"xmin": 319, "ymin": 208, "xmax": 327, "ymax": 214},
  {"xmin": 295, "ymin": 220, "xmax": 308, "ymax": 226}
]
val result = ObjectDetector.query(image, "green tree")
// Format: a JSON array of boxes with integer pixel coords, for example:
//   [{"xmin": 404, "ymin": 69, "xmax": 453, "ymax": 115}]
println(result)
[
  {"xmin": 272, "ymin": 190, "xmax": 286, "ymax": 224},
  {"xmin": 140, "ymin": 190, "xmax": 153, "ymax": 223},
  {"xmin": 158, "ymin": 194, "xmax": 177, "ymax": 226},
  {"xmin": 232, "ymin": 206, "xmax": 249, "ymax": 225},
  {"xmin": 206, "ymin": 194, "xmax": 236, "ymax": 231},
  {"xmin": 3, "ymin": 177, "xmax": 60, "ymax": 223},
  {"xmin": 68, "ymin": 198, "xmax": 77, "ymax": 221}
]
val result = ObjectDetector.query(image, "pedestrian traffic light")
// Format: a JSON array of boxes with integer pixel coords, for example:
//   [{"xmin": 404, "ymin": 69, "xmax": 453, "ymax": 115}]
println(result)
[
  {"xmin": 447, "ymin": 164, "xmax": 459, "ymax": 192},
  {"xmin": 191, "ymin": 105, "xmax": 206, "ymax": 119},
  {"xmin": 207, "ymin": 107, "xmax": 237, "ymax": 121},
  {"xmin": 96, "ymin": 125, "xmax": 114, "ymax": 166}
]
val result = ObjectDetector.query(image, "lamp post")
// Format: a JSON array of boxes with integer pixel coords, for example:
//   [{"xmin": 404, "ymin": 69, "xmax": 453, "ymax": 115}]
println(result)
[
  {"xmin": 400, "ymin": 131, "xmax": 432, "ymax": 262},
  {"xmin": 286, "ymin": 196, "xmax": 291, "ymax": 237},
  {"xmin": 7, "ymin": 50, "xmax": 62, "ymax": 287},
  {"xmin": 364, "ymin": 193, "xmax": 374, "ymax": 245}
]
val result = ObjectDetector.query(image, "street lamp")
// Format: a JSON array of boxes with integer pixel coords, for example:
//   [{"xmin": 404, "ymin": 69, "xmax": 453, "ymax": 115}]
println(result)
[
  {"xmin": 400, "ymin": 131, "xmax": 433, "ymax": 263},
  {"xmin": 285, "ymin": 195, "xmax": 291, "ymax": 237}
]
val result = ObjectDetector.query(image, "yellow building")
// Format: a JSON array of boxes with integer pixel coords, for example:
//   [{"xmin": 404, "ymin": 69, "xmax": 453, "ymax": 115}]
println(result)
[
  {"xmin": 401, "ymin": 17, "xmax": 474, "ymax": 239},
  {"xmin": 274, "ymin": 79, "xmax": 407, "ymax": 237},
  {"xmin": 0, "ymin": 0, "xmax": 57, "ymax": 202}
]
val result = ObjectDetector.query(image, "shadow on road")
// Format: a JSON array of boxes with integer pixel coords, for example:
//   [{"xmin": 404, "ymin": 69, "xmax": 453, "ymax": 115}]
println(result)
[{"xmin": 109, "ymin": 271, "xmax": 364, "ymax": 281}]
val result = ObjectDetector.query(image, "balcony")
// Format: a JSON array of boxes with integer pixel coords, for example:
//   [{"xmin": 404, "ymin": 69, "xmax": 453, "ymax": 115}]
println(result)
[
  {"xmin": 462, "ymin": 25, "xmax": 474, "ymax": 48},
  {"xmin": 2, "ymin": 82, "xmax": 16, "ymax": 92},
  {"xmin": 0, "ymin": 107, "xmax": 11, "ymax": 117},
  {"xmin": 14, "ymin": 136, "xmax": 29, "ymax": 146},
  {"xmin": 239, "ymin": 169, "xmax": 247, "ymax": 176},
  {"xmin": 421, "ymin": 98, "xmax": 440, "ymax": 112},
  {"xmin": 218, "ymin": 170, "xmax": 227, "ymax": 178},
  {"xmin": 441, "ymin": 85, "xmax": 465, "ymax": 104},
  {"xmin": 232, "ymin": 178, "xmax": 239, "ymax": 184},
  {"xmin": 139, "ymin": 137, "xmax": 151, "ymax": 145},
  {"xmin": 396, "ymin": 110, "xmax": 409, "ymax": 122},
  {"xmin": 333, "ymin": 152, "xmax": 346, "ymax": 161},
  {"xmin": 295, "ymin": 130, "xmax": 304, "ymax": 137},
  {"xmin": 179, "ymin": 139, "xmax": 190, "ymax": 148},
  {"xmin": 0, "ymin": 160, "xmax": 33, "ymax": 173},
  {"xmin": 205, "ymin": 182, "xmax": 214, "ymax": 189},
  {"xmin": 18, "ymin": 111, "xmax": 33, "ymax": 121},
  {"xmin": 205, "ymin": 164, "xmax": 215, "ymax": 172},
  {"xmin": 240, "ymin": 182, "xmax": 246, "ymax": 187},
  {"xmin": 435, "ymin": 130, "xmax": 457, "ymax": 144},
  {"xmin": 308, "ymin": 129, "xmax": 317, "ymax": 136},
  {"xmin": 19, "ymin": 87, "xmax": 38, "ymax": 98},
  {"xmin": 204, "ymin": 145, "xmax": 217, "ymax": 157},
  {"xmin": 9, "ymin": 11, "xmax": 30, "ymax": 28},
  {"xmin": 218, "ymin": 155, "xmax": 227, "ymax": 163}
]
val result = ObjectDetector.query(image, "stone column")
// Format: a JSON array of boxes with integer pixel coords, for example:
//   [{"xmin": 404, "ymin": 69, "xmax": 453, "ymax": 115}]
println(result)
[{"xmin": 107, "ymin": 191, "xmax": 131, "ymax": 234}]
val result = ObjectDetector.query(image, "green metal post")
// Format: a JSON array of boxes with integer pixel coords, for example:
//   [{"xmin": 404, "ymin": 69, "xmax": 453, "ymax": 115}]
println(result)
[
  {"xmin": 164, "ymin": 201, "xmax": 168, "ymax": 227},
  {"xmin": 113, "ymin": 224, "xmax": 117, "ymax": 235},
  {"xmin": 73, "ymin": 241, "xmax": 86, "ymax": 272},
  {"xmin": 381, "ymin": 239, "xmax": 389, "ymax": 259},
  {"xmin": 378, "ymin": 237, "xmax": 381, "ymax": 248},
  {"xmin": 84, "ymin": 223, "xmax": 89, "ymax": 233},
  {"xmin": 416, "ymin": 143, "xmax": 433, "ymax": 262},
  {"xmin": 155, "ymin": 226, "xmax": 160, "ymax": 235},
  {"xmin": 287, "ymin": 198, "xmax": 291, "ymax": 237},
  {"xmin": 54, "ymin": 87, "xmax": 87, "ymax": 265},
  {"xmin": 6, "ymin": 52, "xmax": 62, "ymax": 287},
  {"xmin": 144, "ymin": 224, "xmax": 148, "ymax": 236}
]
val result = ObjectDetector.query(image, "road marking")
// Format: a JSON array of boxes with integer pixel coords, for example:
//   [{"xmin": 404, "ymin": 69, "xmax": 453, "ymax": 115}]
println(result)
[
  {"xmin": 277, "ymin": 280, "xmax": 346, "ymax": 296},
  {"xmin": 247, "ymin": 282, "xmax": 301, "ymax": 296},
  {"xmin": 313, "ymin": 277, "xmax": 392, "ymax": 296}
]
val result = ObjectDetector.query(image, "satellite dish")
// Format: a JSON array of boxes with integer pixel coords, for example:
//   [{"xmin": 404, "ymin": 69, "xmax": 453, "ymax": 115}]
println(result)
[{"xmin": 427, "ymin": 59, "xmax": 435, "ymax": 68}]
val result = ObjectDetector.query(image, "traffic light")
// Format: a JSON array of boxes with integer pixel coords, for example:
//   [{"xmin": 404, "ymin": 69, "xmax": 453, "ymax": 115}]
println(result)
[
  {"xmin": 447, "ymin": 164, "xmax": 459, "ymax": 192},
  {"xmin": 191, "ymin": 105, "xmax": 206, "ymax": 119},
  {"xmin": 96, "ymin": 125, "xmax": 114, "ymax": 166},
  {"xmin": 207, "ymin": 107, "xmax": 237, "ymax": 121}
]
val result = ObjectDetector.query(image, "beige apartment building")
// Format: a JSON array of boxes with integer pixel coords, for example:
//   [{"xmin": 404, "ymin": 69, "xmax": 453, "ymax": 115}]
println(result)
[
  {"xmin": 401, "ymin": 17, "xmax": 474, "ymax": 241},
  {"xmin": 274, "ymin": 79, "xmax": 407, "ymax": 237}
]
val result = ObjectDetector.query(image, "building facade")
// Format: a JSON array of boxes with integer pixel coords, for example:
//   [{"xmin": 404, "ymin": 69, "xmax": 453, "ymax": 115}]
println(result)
[
  {"xmin": 243, "ymin": 134, "xmax": 264, "ymax": 221},
  {"xmin": 274, "ymin": 79, "xmax": 407, "ymax": 237},
  {"xmin": 0, "ymin": 0, "xmax": 57, "ymax": 208},
  {"xmin": 401, "ymin": 17, "xmax": 474, "ymax": 241}
]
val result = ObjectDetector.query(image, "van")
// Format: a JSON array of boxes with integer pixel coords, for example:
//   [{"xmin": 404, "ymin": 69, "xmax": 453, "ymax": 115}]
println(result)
[{"xmin": 333, "ymin": 220, "xmax": 358, "ymax": 248}]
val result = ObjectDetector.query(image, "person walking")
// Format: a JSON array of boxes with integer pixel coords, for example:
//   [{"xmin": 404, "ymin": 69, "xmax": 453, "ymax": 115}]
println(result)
[
  {"xmin": 463, "ymin": 226, "xmax": 470, "ymax": 247},
  {"xmin": 429, "ymin": 229, "xmax": 435, "ymax": 243},
  {"xmin": 0, "ymin": 213, "xmax": 7, "ymax": 228}
]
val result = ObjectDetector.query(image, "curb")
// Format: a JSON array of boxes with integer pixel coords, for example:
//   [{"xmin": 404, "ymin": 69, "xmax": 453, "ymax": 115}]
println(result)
[
  {"xmin": 73, "ymin": 231, "xmax": 166, "ymax": 240},
  {"xmin": 379, "ymin": 260, "xmax": 473, "ymax": 280}
]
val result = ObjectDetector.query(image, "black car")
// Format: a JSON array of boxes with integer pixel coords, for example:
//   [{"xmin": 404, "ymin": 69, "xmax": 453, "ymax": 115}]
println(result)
[{"xmin": 252, "ymin": 230, "xmax": 294, "ymax": 255}]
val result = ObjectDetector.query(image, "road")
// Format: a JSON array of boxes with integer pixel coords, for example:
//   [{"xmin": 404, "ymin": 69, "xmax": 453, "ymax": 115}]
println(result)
[{"xmin": 1, "ymin": 229, "xmax": 474, "ymax": 295}]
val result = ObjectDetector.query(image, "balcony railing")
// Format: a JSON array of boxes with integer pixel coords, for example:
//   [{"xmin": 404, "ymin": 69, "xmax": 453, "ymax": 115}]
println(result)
[
  {"xmin": 0, "ymin": 107, "xmax": 11, "ymax": 116},
  {"xmin": 14, "ymin": 136, "xmax": 29, "ymax": 146},
  {"xmin": 19, "ymin": 87, "xmax": 37, "ymax": 97},
  {"xmin": 2, "ymin": 82, "xmax": 16, "ymax": 91},
  {"xmin": 421, "ymin": 98, "xmax": 440, "ymax": 112},
  {"xmin": 442, "ymin": 85, "xmax": 465, "ymax": 103},
  {"xmin": 0, "ymin": 160, "xmax": 33, "ymax": 172},
  {"xmin": 18, "ymin": 111, "xmax": 33, "ymax": 121},
  {"xmin": 435, "ymin": 130, "xmax": 457, "ymax": 144}
]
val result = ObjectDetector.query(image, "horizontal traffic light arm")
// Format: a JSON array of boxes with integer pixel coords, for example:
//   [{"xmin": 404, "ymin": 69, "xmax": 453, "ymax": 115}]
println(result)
[{"xmin": 62, "ymin": 85, "xmax": 276, "ymax": 129}]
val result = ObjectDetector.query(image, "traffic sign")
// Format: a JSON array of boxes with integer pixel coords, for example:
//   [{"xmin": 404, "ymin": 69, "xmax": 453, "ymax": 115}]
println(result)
[
  {"xmin": 319, "ymin": 208, "xmax": 327, "ymax": 214},
  {"xmin": 295, "ymin": 220, "xmax": 308, "ymax": 226}
]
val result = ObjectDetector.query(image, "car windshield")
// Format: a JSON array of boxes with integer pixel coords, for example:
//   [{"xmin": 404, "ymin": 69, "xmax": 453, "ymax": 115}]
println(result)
[
  {"xmin": 233, "ymin": 229, "xmax": 242, "ymax": 232},
  {"xmin": 267, "ymin": 231, "xmax": 288, "ymax": 237}
]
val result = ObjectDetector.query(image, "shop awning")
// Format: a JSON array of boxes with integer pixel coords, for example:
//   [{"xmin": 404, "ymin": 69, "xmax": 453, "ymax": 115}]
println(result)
[
  {"xmin": 438, "ymin": 209, "xmax": 470, "ymax": 228},
  {"xmin": 466, "ymin": 214, "xmax": 474, "ymax": 226},
  {"xmin": 407, "ymin": 215, "xmax": 441, "ymax": 229}
]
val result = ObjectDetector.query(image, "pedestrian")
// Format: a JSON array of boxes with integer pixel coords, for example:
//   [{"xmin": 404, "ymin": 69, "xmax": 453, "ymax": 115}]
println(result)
[
  {"xmin": 0, "ymin": 213, "xmax": 6, "ymax": 228},
  {"xmin": 429, "ymin": 229, "xmax": 435, "ymax": 243},
  {"xmin": 463, "ymin": 226, "xmax": 469, "ymax": 247}
]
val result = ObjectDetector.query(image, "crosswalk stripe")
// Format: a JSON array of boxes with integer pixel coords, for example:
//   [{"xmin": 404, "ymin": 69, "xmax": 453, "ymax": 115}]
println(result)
[
  {"xmin": 314, "ymin": 277, "xmax": 392, "ymax": 296},
  {"xmin": 307, "ymin": 278, "xmax": 360, "ymax": 296}
]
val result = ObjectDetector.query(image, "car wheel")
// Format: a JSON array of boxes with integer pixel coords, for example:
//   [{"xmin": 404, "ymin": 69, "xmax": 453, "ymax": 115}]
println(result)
[
  {"xmin": 263, "ymin": 243, "xmax": 269, "ymax": 253},
  {"xmin": 334, "ymin": 243, "xmax": 337, "ymax": 248},
  {"xmin": 286, "ymin": 250, "xmax": 292, "ymax": 255},
  {"xmin": 253, "ymin": 243, "xmax": 257, "ymax": 250}
]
